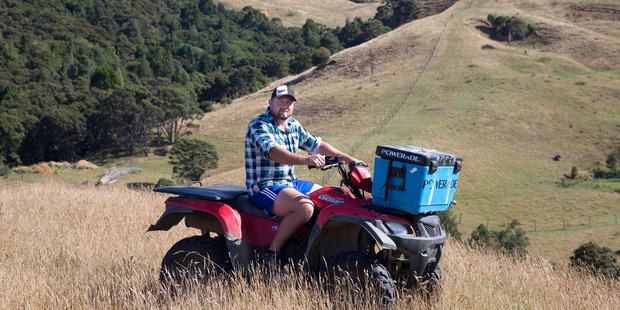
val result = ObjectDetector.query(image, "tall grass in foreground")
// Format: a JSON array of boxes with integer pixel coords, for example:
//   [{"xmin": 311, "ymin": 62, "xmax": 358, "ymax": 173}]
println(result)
[{"xmin": 0, "ymin": 181, "xmax": 618, "ymax": 309}]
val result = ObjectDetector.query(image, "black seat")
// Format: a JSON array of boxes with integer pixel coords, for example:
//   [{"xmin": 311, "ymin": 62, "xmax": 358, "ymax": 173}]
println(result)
[{"xmin": 155, "ymin": 184, "xmax": 282, "ymax": 221}]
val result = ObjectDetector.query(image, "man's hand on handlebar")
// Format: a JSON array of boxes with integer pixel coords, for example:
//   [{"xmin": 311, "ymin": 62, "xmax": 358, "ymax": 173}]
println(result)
[
  {"xmin": 308, "ymin": 155, "xmax": 347, "ymax": 170},
  {"xmin": 306, "ymin": 154, "xmax": 326, "ymax": 169}
]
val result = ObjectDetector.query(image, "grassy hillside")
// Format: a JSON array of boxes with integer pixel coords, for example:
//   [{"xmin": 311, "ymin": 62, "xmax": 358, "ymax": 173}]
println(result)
[
  {"xmin": 4, "ymin": 0, "xmax": 617, "ymax": 263},
  {"xmin": 190, "ymin": 0, "xmax": 620, "ymax": 263},
  {"xmin": 0, "ymin": 181, "xmax": 617, "ymax": 308},
  {"xmin": 2, "ymin": 0, "xmax": 619, "ymax": 307}
]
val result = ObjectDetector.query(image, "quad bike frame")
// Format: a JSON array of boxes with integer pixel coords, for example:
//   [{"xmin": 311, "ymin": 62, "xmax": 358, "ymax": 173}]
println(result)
[{"xmin": 149, "ymin": 156, "xmax": 446, "ymax": 296}]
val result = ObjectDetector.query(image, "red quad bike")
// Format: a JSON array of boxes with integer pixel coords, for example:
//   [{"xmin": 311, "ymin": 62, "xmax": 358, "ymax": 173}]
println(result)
[{"xmin": 149, "ymin": 146, "xmax": 461, "ymax": 303}]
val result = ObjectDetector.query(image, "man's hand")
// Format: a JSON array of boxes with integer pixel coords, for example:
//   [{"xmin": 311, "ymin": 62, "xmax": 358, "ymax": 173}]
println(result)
[{"xmin": 305, "ymin": 154, "xmax": 325, "ymax": 169}]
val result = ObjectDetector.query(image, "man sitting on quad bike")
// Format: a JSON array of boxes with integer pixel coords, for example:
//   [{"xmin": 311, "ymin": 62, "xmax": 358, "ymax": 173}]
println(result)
[{"xmin": 245, "ymin": 85, "xmax": 360, "ymax": 268}]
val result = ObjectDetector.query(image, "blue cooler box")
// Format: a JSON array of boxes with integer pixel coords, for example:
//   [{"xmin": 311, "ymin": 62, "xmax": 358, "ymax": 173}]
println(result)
[{"xmin": 371, "ymin": 145, "xmax": 462, "ymax": 214}]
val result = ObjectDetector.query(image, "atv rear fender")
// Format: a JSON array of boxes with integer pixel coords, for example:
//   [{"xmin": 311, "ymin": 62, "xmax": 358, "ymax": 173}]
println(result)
[{"xmin": 147, "ymin": 197, "xmax": 242, "ymax": 239}]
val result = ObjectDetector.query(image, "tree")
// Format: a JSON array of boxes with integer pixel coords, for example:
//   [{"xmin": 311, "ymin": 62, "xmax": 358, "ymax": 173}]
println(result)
[
  {"xmin": 606, "ymin": 153, "xmax": 617, "ymax": 172},
  {"xmin": 311, "ymin": 47, "xmax": 331, "ymax": 66},
  {"xmin": 570, "ymin": 242, "xmax": 619, "ymax": 278},
  {"xmin": 302, "ymin": 19, "xmax": 322, "ymax": 48},
  {"xmin": 150, "ymin": 83, "xmax": 203, "ymax": 145},
  {"xmin": 0, "ymin": 112, "xmax": 26, "ymax": 166},
  {"xmin": 90, "ymin": 66, "xmax": 121, "ymax": 89},
  {"xmin": 507, "ymin": 17, "xmax": 530, "ymax": 54},
  {"xmin": 487, "ymin": 14, "xmax": 537, "ymax": 54},
  {"xmin": 468, "ymin": 220, "xmax": 529, "ymax": 256},
  {"xmin": 169, "ymin": 138, "xmax": 218, "ymax": 180},
  {"xmin": 289, "ymin": 51, "xmax": 313, "ymax": 74},
  {"xmin": 96, "ymin": 86, "xmax": 158, "ymax": 155},
  {"xmin": 339, "ymin": 18, "xmax": 363, "ymax": 48},
  {"xmin": 360, "ymin": 19, "xmax": 391, "ymax": 42},
  {"xmin": 468, "ymin": 224, "xmax": 494, "ymax": 248},
  {"xmin": 35, "ymin": 106, "xmax": 86, "ymax": 162},
  {"xmin": 570, "ymin": 166, "xmax": 578, "ymax": 180},
  {"xmin": 376, "ymin": 0, "xmax": 418, "ymax": 28},
  {"xmin": 495, "ymin": 220, "xmax": 529, "ymax": 256}
]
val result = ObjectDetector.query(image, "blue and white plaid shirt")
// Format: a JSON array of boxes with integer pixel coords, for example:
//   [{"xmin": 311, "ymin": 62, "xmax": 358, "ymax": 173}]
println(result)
[{"xmin": 245, "ymin": 107, "xmax": 321, "ymax": 195}]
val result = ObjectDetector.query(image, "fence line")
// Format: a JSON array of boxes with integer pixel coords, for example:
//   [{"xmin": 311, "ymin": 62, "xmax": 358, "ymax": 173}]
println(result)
[
  {"xmin": 457, "ymin": 212, "xmax": 619, "ymax": 233},
  {"xmin": 320, "ymin": 0, "xmax": 477, "ymax": 186}
]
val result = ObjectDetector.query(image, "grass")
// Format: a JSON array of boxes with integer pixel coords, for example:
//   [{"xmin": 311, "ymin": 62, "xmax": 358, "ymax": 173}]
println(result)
[
  {"xmin": 2, "ymin": 0, "xmax": 620, "ymax": 305},
  {"xmin": 0, "ymin": 181, "xmax": 617, "ymax": 308},
  {"xmin": 5, "ymin": 0, "xmax": 619, "ymax": 263}
]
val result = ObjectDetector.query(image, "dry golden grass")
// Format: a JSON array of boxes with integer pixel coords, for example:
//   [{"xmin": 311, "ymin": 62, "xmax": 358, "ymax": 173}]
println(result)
[{"xmin": 0, "ymin": 180, "xmax": 618, "ymax": 309}]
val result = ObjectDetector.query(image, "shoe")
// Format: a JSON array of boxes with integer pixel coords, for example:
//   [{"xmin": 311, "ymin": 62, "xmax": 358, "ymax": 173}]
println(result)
[{"xmin": 260, "ymin": 250, "xmax": 285, "ymax": 277}]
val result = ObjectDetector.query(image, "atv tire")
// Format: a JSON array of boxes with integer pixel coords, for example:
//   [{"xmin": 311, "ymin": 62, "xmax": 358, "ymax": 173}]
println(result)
[
  {"xmin": 321, "ymin": 251, "xmax": 396, "ymax": 305},
  {"xmin": 159, "ymin": 235, "xmax": 231, "ymax": 293},
  {"xmin": 423, "ymin": 266, "xmax": 443, "ymax": 302}
]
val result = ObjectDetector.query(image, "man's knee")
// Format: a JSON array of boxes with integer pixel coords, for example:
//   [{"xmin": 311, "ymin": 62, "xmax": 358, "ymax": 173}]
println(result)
[{"xmin": 299, "ymin": 200, "xmax": 314, "ymax": 220}]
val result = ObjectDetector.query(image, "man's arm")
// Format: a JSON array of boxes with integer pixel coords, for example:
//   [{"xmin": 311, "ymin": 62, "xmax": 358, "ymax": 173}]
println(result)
[
  {"xmin": 268, "ymin": 145, "xmax": 326, "ymax": 168},
  {"xmin": 318, "ymin": 142, "xmax": 360, "ymax": 164}
]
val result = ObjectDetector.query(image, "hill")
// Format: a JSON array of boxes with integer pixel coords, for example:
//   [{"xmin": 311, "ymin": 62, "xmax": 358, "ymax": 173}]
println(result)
[
  {"xmin": 3, "ymin": 0, "xmax": 617, "ymax": 263},
  {"xmin": 195, "ymin": 0, "xmax": 620, "ymax": 263}
]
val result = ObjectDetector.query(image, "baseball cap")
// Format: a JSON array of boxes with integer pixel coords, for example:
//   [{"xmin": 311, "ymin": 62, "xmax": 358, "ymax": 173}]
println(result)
[{"xmin": 271, "ymin": 85, "xmax": 296, "ymax": 101}]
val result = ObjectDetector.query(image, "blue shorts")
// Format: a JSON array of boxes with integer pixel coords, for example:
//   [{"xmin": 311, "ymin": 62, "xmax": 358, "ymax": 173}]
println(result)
[{"xmin": 250, "ymin": 180, "xmax": 316, "ymax": 215}]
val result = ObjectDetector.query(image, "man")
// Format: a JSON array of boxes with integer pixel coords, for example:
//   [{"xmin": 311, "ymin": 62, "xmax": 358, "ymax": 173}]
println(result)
[{"xmin": 245, "ymin": 84, "xmax": 359, "ymax": 267}]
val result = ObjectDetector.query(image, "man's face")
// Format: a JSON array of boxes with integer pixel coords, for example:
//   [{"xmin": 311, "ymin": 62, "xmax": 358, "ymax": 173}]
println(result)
[{"xmin": 269, "ymin": 95, "xmax": 296, "ymax": 121}]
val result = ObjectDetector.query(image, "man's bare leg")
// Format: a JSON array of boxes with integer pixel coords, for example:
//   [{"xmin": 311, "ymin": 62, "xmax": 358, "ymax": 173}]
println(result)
[{"xmin": 268, "ymin": 187, "xmax": 315, "ymax": 252}]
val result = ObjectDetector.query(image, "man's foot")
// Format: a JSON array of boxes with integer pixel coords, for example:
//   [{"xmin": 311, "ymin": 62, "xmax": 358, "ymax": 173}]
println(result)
[{"xmin": 261, "ymin": 250, "xmax": 285, "ymax": 277}]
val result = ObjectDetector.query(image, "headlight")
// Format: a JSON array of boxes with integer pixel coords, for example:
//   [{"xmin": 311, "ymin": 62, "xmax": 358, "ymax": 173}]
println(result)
[{"xmin": 385, "ymin": 221, "xmax": 411, "ymax": 235}]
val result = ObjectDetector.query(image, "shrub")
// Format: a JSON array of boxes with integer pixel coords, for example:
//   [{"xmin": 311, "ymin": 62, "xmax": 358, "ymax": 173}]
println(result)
[
  {"xmin": 570, "ymin": 242, "xmax": 619, "ymax": 279},
  {"xmin": 155, "ymin": 178, "xmax": 174, "ymax": 188},
  {"xmin": 439, "ymin": 209, "xmax": 462, "ymax": 241},
  {"xmin": 169, "ymin": 138, "xmax": 218, "ymax": 181},
  {"xmin": 468, "ymin": 220, "xmax": 529, "ymax": 256}
]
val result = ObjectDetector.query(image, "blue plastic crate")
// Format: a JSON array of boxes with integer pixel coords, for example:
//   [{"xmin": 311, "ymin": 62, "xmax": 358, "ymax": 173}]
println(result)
[{"xmin": 371, "ymin": 146, "xmax": 462, "ymax": 214}]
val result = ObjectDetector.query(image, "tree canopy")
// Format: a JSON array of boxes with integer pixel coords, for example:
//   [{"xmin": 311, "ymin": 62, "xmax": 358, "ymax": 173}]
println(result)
[{"xmin": 0, "ymin": 0, "xmax": 437, "ymax": 166}]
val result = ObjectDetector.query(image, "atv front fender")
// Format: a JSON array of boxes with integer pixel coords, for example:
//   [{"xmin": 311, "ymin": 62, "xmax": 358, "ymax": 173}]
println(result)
[
  {"xmin": 306, "ymin": 215, "xmax": 397, "ymax": 271},
  {"xmin": 147, "ymin": 197, "xmax": 242, "ymax": 239}
]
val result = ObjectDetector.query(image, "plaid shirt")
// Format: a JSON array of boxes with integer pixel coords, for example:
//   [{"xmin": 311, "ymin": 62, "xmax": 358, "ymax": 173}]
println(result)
[{"xmin": 245, "ymin": 107, "xmax": 321, "ymax": 195}]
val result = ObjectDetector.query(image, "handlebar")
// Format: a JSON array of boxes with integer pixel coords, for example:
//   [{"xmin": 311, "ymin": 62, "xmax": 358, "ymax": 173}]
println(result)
[
  {"xmin": 308, "ymin": 155, "xmax": 368, "ymax": 199},
  {"xmin": 307, "ymin": 155, "xmax": 344, "ymax": 170}
]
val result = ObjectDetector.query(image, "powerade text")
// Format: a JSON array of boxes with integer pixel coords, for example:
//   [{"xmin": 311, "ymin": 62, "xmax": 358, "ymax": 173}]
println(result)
[{"xmin": 422, "ymin": 179, "xmax": 458, "ymax": 189}]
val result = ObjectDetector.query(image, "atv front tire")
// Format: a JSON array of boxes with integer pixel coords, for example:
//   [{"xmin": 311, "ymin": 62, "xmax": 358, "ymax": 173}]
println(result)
[
  {"xmin": 321, "ymin": 251, "xmax": 396, "ymax": 305},
  {"xmin": 159, "ymin": 235, "xmax": 231, "ymax": 292}
]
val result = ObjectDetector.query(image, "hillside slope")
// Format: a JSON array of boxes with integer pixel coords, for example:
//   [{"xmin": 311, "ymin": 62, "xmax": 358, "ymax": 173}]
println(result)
[{"xmin": 197, "ymin": 0, "xmax": 620, "ymax": 263}]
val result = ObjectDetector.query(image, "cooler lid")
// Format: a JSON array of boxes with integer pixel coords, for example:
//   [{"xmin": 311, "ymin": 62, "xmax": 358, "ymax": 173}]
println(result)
[{"xmin": 375, "ymin": 145, "xmax": 462, "ymax": 166}]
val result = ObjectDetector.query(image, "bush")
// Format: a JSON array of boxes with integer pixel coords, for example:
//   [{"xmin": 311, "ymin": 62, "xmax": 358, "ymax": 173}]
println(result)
[
  {"xmin": 0, "ymin": 165, "xmax": 10, "ymax": 178},
  {"xmin": 311, "ymin": 47, "xmax": 331, "ymax": 66},
  {"xmin": 439, "ymin": 209, "xmax": 462, "ymax": 241},
  {"xmin": 468, "ymin": 224, "xmax": 494, "ymax": 248},
  {"xmin": 155, "ymin": 178, "xmax": 175, "ymax": 188},
  {"xmin": 468, "ymin": 220, "xmax": 529, "ymax": 256},
  {"xmin": 495, "ymin": 220, "xmax": 529, "ymax": 256},
  {"xmin": 169, "ymin": 138, "xmax": 218, "ymax": 181},
  {"xmin": 570, "ymin": 242, "xmax": 619, "ymax": 279}
]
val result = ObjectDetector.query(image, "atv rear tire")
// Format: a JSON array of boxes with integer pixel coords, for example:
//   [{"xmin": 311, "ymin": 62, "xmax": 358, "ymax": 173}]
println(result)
[
  {"xmin": 321, "ymin": 251, "xmax": 396, "ymax": 305},
  {"xmin": 159, "ymin": 235, "xmax": 231, "ymax": 292}
]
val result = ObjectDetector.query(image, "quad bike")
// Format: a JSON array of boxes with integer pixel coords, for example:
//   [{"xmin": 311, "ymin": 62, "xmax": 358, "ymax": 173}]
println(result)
[{"xmin": 148, "ymin": 155, "xmax": 447, "ymax": 303}]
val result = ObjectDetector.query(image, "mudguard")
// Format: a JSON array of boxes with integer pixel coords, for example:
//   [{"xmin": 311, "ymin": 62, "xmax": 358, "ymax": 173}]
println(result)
[
  {"xmin": 305, "ymin": 203, "xmax": 402, "ymax": 270},
  {"xmin": 147, "ymin": 197, "xmax": 242, "ymax": 239}
]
